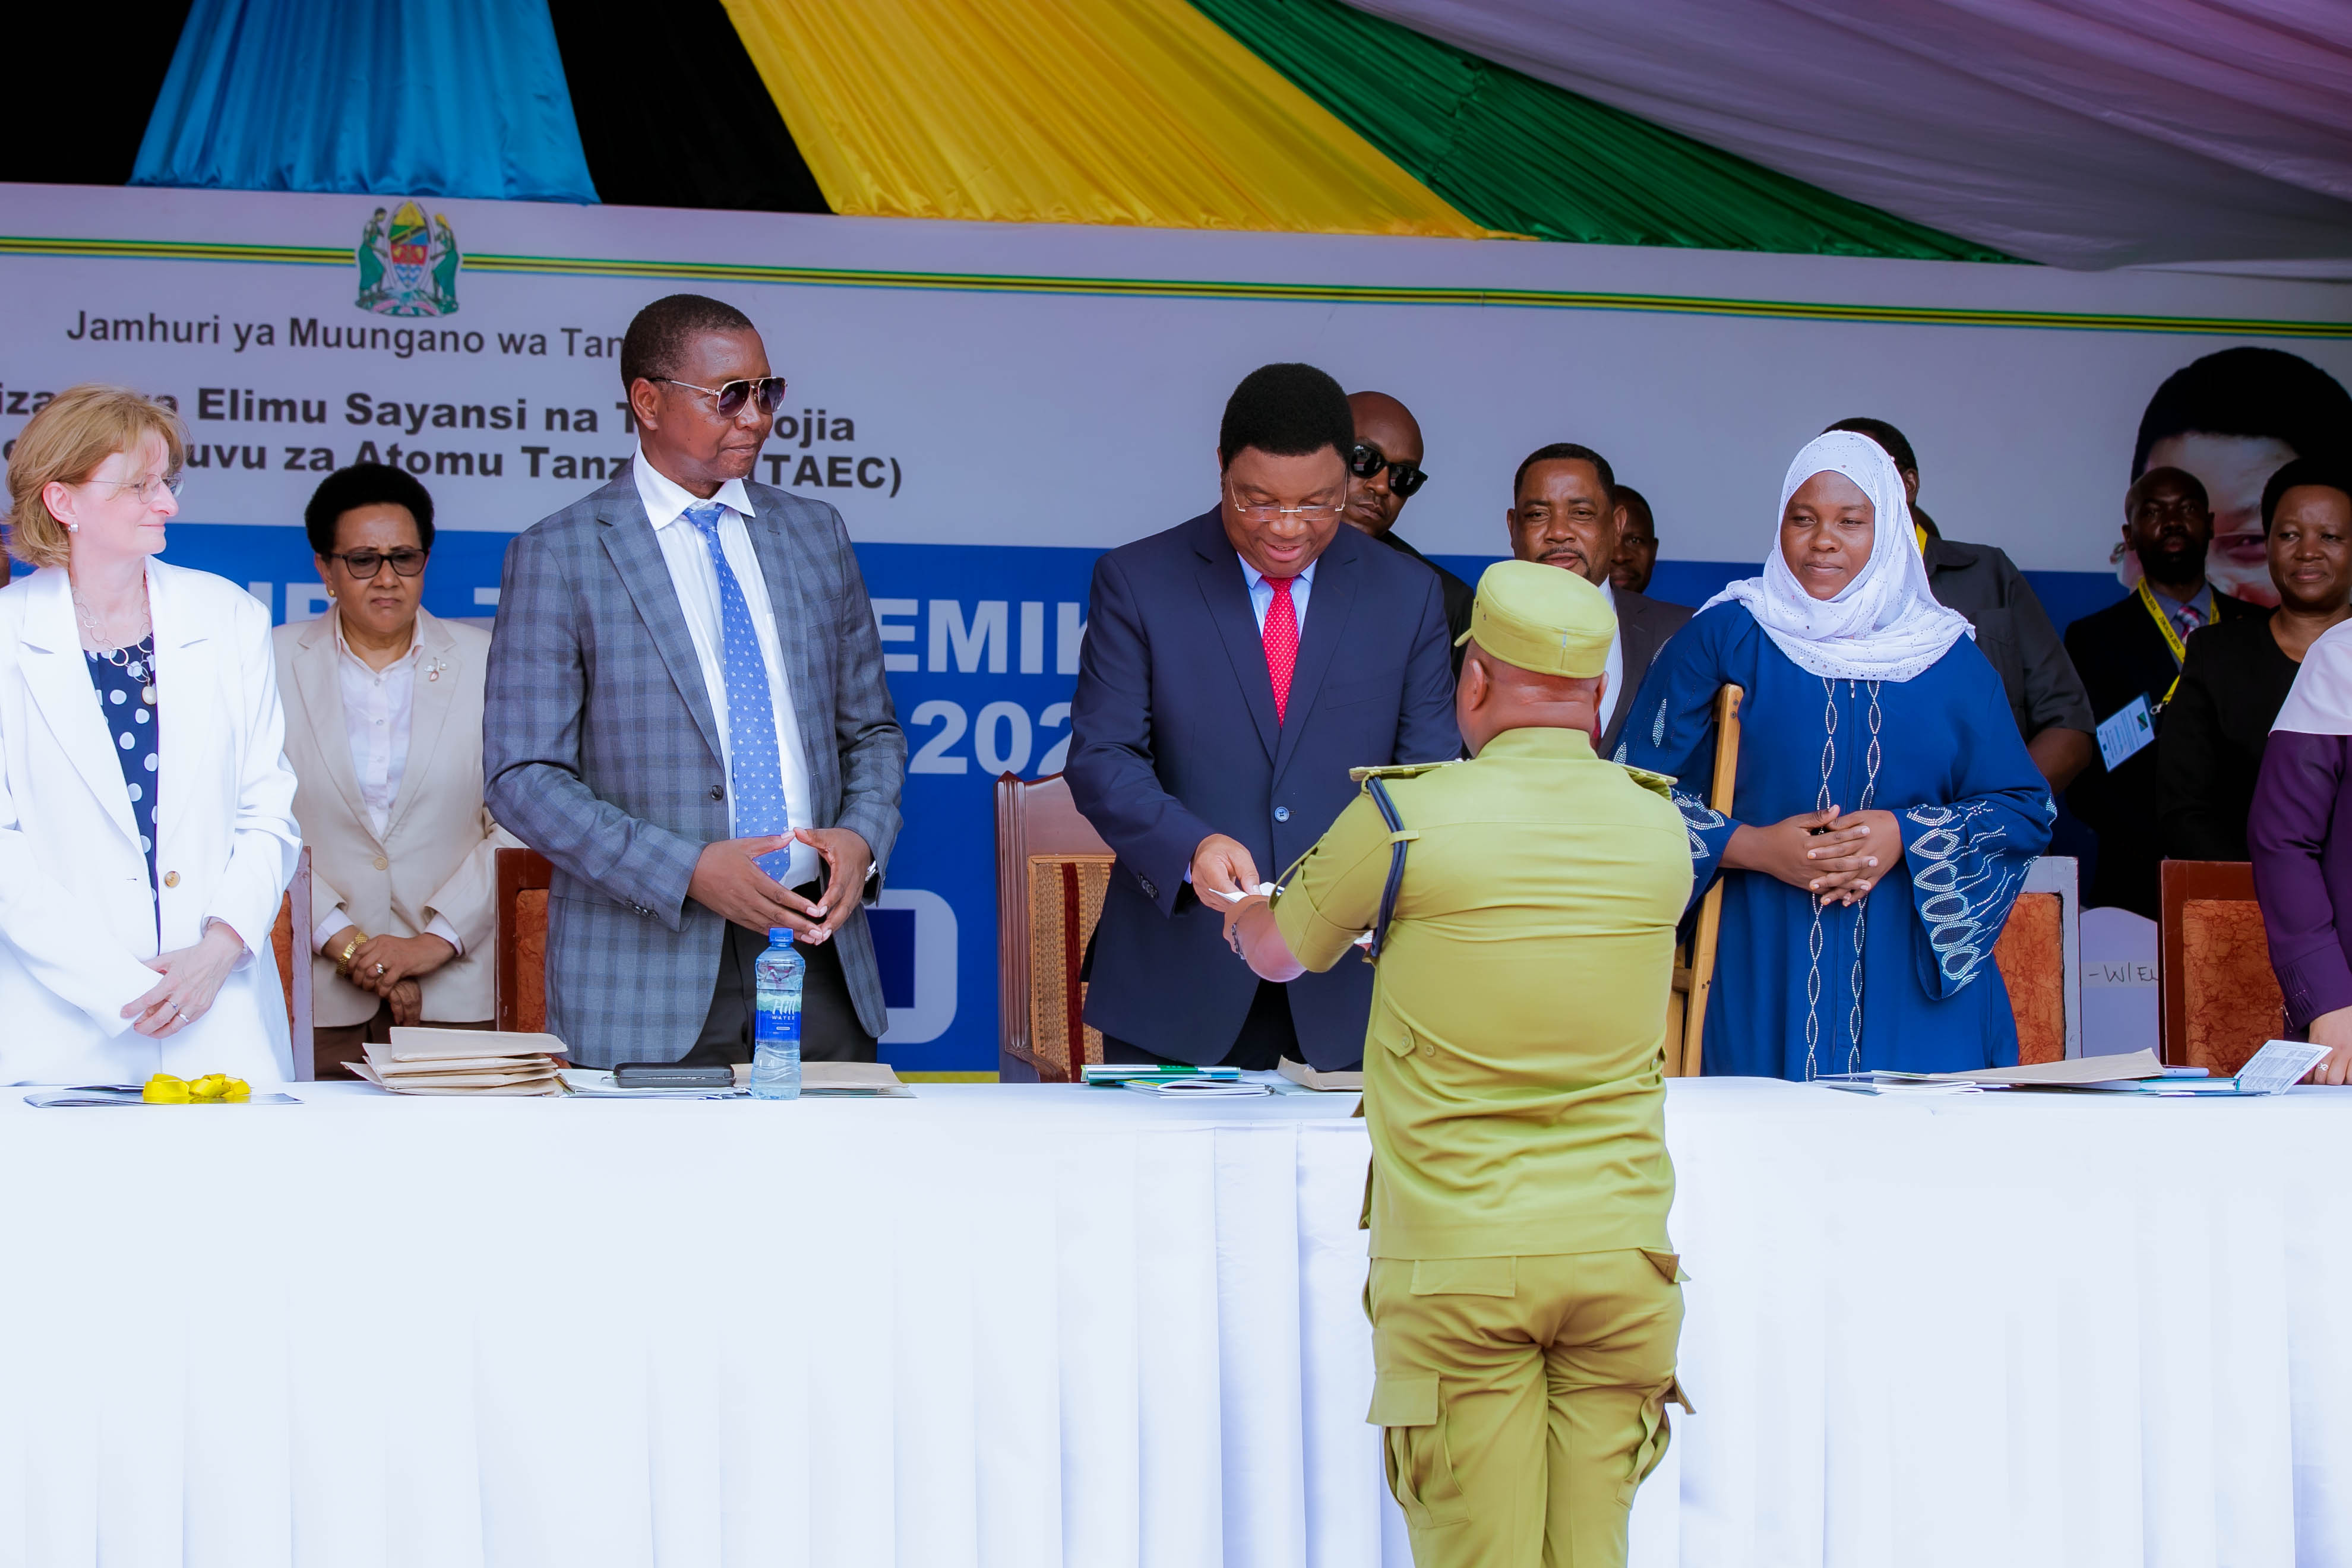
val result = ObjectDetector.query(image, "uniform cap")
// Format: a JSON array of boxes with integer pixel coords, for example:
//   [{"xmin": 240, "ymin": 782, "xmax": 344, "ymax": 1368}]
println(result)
[{"xmin": 1455, "ymin": 560, "xmax": 1615, "ymax": 678}]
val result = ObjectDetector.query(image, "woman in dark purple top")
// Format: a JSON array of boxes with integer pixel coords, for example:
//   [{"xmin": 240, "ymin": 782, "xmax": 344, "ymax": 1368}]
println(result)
[{"xmin": 2248, "ymin": 461, "xmax": 2352, "ymax": 1079}]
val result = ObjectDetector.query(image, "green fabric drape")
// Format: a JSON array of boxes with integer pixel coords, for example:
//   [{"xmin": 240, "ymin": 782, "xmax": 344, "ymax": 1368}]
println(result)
[{"xmin": 1189, "ymin": 0, "xmax": 2013, "ymax": 261}]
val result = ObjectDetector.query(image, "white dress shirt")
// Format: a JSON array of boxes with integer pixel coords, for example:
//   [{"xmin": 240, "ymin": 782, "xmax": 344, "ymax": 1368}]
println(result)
[
  {"xmin": 634, "ymin": 446, "xmax": 818, "ymax": 890},
  {"xmin": 1598, "ymin": 576, "xmax": 1625, "ymax": 738},
  {"xmin": 311, "ymin": 612, "xmax": 466, "ymax": 957},
  {"xmin": 1239, "ymin": 555, "xmax": 1317, "ymax": 634}
]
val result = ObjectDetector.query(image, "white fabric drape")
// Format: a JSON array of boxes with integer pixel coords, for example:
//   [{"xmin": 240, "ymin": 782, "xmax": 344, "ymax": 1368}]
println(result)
[
  {"xmin": 1350, "ymin": 0, "xmax": 2352, "ymax": 270},
  {"xmin": 1705, "ymin": 430, "xmax": 1974, "ymax": 682}
]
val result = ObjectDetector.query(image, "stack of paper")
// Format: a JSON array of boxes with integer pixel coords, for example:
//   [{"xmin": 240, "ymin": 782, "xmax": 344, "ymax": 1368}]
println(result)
[
  {"xmin": 1278, "ymin": 1057, "xmax": 1364, "ymax": 1092},
  {"xmin": 347, "ymin": 1027, "xmax": 568, "ymax": 1096}
]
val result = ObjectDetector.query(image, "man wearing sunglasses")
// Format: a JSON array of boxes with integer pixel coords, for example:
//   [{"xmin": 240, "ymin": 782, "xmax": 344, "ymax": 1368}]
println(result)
[
  {"xmin": 1343, "ymin": 391, "xmax": 1474, "ymax": 654},
  {"xmin": 1066, "ymin": 363, "xmax": 1459, "ymax": 1075},
  {"xmin": 486, "ymin": 293, "xmax": 905, "ymax": 1071}
]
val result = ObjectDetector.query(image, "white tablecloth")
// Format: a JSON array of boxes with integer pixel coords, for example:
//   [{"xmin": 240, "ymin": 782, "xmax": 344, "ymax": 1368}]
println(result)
[{"xmin": 3, "ymin": 1078, "xmax": 2349, "ymax": 1567}]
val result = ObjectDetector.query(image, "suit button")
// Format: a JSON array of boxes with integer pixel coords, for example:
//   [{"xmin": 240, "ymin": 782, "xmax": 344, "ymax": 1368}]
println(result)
[
  {"xmin": 1139, "ymin": 877, "xmax": 1158, "ymax": 899},
  {"xmin": 1273, "ymin": 806, "xmax": 1290, "ymax": 823},
  {"xmin": 710, "ymin": 785, "xmax": 725, "ymax": 801},
  {"xmin": 163, "ymin": 871, "xmax": 180, "ymax": 889},
  {"xmin": 373, "ymin": 855, "xmax": 390, "ymax": 871}
]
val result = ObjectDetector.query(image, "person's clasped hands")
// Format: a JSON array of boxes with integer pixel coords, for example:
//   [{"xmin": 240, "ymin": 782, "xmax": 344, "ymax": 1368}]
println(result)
[
  {"xmin": 1724, "ymin": 805, "xmax": 1902, "ymax": 906},
  {"xmin": 120, "ymin": 918, "xmax": 247, "ymax": 1038}
]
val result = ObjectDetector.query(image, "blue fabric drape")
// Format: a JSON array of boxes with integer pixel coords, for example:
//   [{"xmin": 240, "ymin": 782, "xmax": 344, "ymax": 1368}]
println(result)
[{"xmin": 131, "ymin": 0, "xmax": 598, "ymax": 203}]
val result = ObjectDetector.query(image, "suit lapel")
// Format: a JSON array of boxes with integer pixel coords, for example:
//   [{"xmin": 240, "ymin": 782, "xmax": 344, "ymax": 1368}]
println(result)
[
  {"xmin": 599, "ymin": 474, "xmax": 724, "ymax": 765},
  {"xmin": 1272, "ymin": 542, "xmax": 1358, "ymax": 782},
  {"xmin": 1190, "ymin": 513, "xmax": 1279, "ymax": 764},
  {"xmin": 385, "ymin": 610, "xmax": 458, "ymax": 840},
  {"xmin": 744, "ymin": 494, "xmax": 822, "ymax": 783},
  {"xmin": 18, "ymin": 570, "xmax": 138, "ymax": 846},
  {"xmin": 148, "ymin": 561, "xmax": 211, "ymax": 855},
  {"xmin": 292, "ymin": 611, "xmax": 375, "ymax": 842}
]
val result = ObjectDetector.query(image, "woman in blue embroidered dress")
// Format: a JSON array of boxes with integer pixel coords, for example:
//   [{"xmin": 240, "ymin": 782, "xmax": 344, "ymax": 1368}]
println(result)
[{"xmin": 1620, "ymin": 431, "xmax": 2052, "ymax": 1077}]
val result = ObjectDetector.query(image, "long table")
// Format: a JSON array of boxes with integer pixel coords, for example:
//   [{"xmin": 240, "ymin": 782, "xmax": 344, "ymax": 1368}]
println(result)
[{"xmin": 1, "ymin": 1078, "xmax": 2345, "ymax": 1567}]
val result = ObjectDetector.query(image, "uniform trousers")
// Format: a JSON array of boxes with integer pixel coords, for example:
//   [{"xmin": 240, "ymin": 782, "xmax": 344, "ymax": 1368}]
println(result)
[{"xmin": 1368, "ymin": 1249, "xmax": 1686, "ymax": 1568}]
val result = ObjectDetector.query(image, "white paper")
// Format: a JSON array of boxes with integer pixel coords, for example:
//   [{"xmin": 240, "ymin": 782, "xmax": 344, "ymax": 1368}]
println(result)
[
  {"xmin": 2095, "ymin": 694, "xmax": 2157, "ymax": 772},
  {"xmin": 2235, "ymin": 1039, "xmax": 2331, "ymax": 1095}
]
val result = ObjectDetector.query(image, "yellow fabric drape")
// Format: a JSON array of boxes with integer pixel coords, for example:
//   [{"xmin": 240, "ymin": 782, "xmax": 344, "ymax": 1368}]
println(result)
[{"xmin": 720, "ymin": 0, "xmax": 1490, "ymax": 238}]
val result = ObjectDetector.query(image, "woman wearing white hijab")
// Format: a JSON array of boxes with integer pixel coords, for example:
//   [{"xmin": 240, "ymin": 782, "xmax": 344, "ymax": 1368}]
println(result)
[{"xmin": 1620, "ymin": 431, "xmax": 2052, "ymax": 1078}]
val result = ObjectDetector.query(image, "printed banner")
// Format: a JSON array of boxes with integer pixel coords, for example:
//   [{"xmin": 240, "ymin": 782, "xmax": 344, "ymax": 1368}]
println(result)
[{"xmin": 4, "ymin": 184, "xmax": 2347, "ymax": 1068}]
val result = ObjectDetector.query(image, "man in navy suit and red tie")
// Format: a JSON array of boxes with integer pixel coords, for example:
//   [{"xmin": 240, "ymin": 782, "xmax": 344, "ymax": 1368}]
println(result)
[{"xmin": 1067, "ymin": 363, "xmax": 1460, "ymax": 1071}]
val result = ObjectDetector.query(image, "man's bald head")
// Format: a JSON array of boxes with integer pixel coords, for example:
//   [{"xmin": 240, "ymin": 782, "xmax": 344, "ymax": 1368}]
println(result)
[
  {"xmin": 1343, "ymin": 390, "xmax": 1426, "ymax": 538},
  {"xmin": 1455, "ymin": 638, "xmax": 1606, "ymax": 757}
]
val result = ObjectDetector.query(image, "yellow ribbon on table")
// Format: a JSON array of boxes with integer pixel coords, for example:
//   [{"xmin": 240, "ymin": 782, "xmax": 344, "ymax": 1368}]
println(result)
[{"xmin": 143, "ymin": 1073, "xmax": 251, "ymax": 1103}]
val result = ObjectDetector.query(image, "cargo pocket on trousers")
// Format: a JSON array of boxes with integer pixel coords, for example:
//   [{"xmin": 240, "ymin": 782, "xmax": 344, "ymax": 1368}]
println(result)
[
  {"xmin": 1367, "ymin": 1374, "xmax": 1470, "ymax": 1530},
  {"xmin": 1620, "ymin": 1376, "xmax": 1693, "ymax": 1506}
]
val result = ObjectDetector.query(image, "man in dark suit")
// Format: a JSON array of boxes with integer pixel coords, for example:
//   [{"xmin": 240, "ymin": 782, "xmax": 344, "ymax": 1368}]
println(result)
[
  {"xmin": 1829, "ymin": 417, "xmax": 2095, "ymax": 790},
  {"xmin": 1066, "ymin": 363, "xmax": 1459, "ymax": 1071},
  {"xmin": 484, "ymin": 294, "xmax": 905, "ymax": 1067},
  {"xmin": 1342, "ymin": 391, "xmax": 1474, "ymax": 650},
  {"xmin": 1504, "ymin": 443, "xmax": 1693, "ymax": 758},
  {"xmin": 2066, "ymin": 466, "xmax": 2261, "ymax": 917}
]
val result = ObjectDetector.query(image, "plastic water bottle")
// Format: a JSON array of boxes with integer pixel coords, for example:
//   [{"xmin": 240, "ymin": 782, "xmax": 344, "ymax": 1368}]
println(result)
[{"xmin": 750, "ymin": 927, "xmax": 804, "ymax": 1100}]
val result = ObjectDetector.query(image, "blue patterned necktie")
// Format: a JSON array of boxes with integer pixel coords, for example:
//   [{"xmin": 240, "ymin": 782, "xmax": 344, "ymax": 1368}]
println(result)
[{"xmin": 682, "ymin": 501, "xmax": 792, "ymax": 879}]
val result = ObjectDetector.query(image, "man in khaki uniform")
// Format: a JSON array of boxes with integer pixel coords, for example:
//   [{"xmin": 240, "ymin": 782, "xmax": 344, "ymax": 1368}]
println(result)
[{"xmin": 1222, "ymin": 560, "xmax": 1693, "ymax": 1568}]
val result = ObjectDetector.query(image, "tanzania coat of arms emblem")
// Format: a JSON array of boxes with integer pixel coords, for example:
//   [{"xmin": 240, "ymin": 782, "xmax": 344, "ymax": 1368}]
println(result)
[{"xmin": 356, "ymin": 200, "xmax": 459, "ymax": 317}]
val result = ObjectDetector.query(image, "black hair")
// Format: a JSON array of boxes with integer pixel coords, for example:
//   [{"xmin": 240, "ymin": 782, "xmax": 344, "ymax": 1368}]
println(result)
[
  {"xmin": 619, "ymin": 293, "xmax": 758, "ymax": 392},
  {"xmin": 2262, "ymin": 457, "xmax": 2352, "ymax": 535},
  {"xmin": 304, "ymin": 463, "xmax": 435, "ymax": 557},
  {"xmin": 1513, "ymin": 442, "xmax": 1614, "ymax": 500},
  {"xmin": 2132, "ymin": 347, "xmax": 2352, "ymax": 478},
  {"xmin": 1218, "ymin": 363, "xmax": 1353, "ymax": 468},
  {"xmin": 1614, "ymin": 483, "xmax": 1655, "ymax": 534},
  {"xmin": 1826, "ymin": 417, "xmax": 1918, "ymax": 478},
  {"xmin": 2126, "ymin": 464, "xmax": 2210, "ymax": 517}
]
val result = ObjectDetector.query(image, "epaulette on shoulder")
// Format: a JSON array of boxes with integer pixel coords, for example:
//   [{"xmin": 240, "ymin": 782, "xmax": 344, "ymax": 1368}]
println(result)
[
  {"xmin": 1618, "ymin": 764, "xmax": 1678, "ymax": 799},
  {"xmin": 1349, "ymin": 761, "xmax": 1455, "ymax": 785}
]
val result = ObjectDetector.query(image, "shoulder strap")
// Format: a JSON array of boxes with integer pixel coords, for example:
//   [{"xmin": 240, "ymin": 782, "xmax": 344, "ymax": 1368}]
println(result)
[{"xmin": 1365, "ymin": 776, "xmax": 1411, "ymax": 961}]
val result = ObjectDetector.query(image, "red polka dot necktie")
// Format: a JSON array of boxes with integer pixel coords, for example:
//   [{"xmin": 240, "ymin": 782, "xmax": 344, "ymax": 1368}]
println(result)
[{"xmin": 1263, "ymin": 576, "xmax": 1299, "ymax": 723}]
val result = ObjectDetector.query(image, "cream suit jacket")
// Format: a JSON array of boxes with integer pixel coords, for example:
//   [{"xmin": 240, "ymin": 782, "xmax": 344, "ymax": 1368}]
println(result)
[
  {"xmin": 0, "ymin": 561, "xmax": 299, "ymax": 1085},
  {"xmin": 274, "ymin": 607, "xmax": 519, "ymax": 1026}
]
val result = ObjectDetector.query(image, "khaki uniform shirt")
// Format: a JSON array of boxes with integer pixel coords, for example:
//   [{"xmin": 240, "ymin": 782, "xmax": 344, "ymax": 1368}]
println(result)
[{"xmin": 1272, "ymin": 726, "xmax": 1692, "ymax": 1260}]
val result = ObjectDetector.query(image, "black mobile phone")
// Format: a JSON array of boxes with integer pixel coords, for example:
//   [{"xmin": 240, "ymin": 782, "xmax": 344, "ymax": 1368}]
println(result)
[{"xmin": 612, "ymin": 1063, "xmax": 736, "ymax": 1088}]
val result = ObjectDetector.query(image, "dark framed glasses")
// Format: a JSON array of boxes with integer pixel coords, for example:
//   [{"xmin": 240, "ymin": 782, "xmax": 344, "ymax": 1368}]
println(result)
[
  {"xmin": 653, "ymin": 375, "xmax": 790, "ymax": 420},
  {"xmin": 328, "ymin": 548, "xmax": 429, "ymax": 578},
  {"xmin": 1348, "ymin": 441, "xmax": 1430, "ymax": 498}
]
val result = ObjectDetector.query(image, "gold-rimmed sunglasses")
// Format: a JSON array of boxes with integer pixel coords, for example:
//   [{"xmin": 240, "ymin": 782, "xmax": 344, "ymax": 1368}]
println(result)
[{"xmin": 651, "ymin": 375, "xmax": 790, "ymax": 420}]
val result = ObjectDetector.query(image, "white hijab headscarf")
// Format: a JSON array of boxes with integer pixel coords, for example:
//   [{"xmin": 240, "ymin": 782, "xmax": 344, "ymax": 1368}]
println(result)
[
  {"xmin": 2274, "ymin": 619, "xmax": 2352, "ymax": 735},
  {"xmin": 1703, "ymin": 431, "xmax": 1975, "ymax": 683}
]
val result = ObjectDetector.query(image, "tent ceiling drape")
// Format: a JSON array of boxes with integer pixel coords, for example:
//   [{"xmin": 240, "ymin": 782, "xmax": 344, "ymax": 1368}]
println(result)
[{"xmin": 1349, "ymin": 0, "xmax": 2352, "ymax": 269}]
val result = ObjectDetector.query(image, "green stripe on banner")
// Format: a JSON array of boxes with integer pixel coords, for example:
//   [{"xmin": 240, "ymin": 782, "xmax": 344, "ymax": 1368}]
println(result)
[
  {"xmin": 1187, "ymin": 0, "xmax": 2011, "ymax": 263},
  {"xmin": 5, "ymin": 233, "xmax": 2345, "ymax": 339}
]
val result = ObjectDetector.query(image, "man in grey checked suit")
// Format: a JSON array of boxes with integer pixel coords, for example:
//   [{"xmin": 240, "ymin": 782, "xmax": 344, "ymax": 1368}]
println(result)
[{"xmin": 485, "ymin": 295, "xmax": 905, "ymax": 1068}]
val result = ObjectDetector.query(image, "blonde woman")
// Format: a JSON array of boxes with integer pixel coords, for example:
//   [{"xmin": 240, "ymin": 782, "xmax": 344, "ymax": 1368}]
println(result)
[{"xmin": 0, "ymin": 385, "xmax": 299, "ymax": 1085}]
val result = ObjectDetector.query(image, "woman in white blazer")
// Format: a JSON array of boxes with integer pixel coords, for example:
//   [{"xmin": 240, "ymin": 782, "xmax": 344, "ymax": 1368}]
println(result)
[
  {"xmin": 0, "ymin": 385, "xmax": 299, "ymax": 1086},
  {"xmin": 274, "ymin": 463, "xmax": 519, "ymax": 1068}
]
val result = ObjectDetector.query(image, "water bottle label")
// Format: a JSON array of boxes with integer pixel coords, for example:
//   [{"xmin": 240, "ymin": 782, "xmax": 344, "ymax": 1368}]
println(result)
[{"xmin": 756, "ymin": 1004, "xmax": 801, "ymax": 1044}]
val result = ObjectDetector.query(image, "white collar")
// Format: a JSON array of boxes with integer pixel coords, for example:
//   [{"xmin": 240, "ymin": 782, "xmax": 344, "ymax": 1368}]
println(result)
[
  {"xmin": 1238, "ymin": 555, "xmax": 1318, "ymax": 591},
  {"xmin": 1598, "ymin": 575, "xmax": 1616, "ymax": 609},
  {"xmin": 330, "ymin": 606, "xmax": 421, "ymax": 669},
  {"xmin": 634, "ymin": 442, "xmax": 755, "ymax": 530}
]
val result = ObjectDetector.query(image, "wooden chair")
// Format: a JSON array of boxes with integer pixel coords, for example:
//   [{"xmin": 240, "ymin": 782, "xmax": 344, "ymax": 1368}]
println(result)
[
  {"xmin": 2159, "ymin": 859, "xmax": 2284, "ymax": 1075},
  {"xmin": 495, "ymin": 848, "xmax": 555, "ymax": 1034},
  {"xmin": 1991, "ymin": 856, "xmax": 2082, "ymax": 1064},
  {"xmin": 269, "ymin": 846, "xmax": 317, "ymax": 1079},
  {"xmin": 1665, "ymin": 685, "xmax": 1742, "ymax": 1077},
  {"xmin": 995, "ymin": 772, "xmax": 1114, "ymax": 1082}
]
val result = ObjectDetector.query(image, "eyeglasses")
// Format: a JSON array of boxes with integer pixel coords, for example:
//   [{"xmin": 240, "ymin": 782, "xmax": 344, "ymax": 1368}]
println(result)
[
  {"xmin": 1348, "ymin": 442, "xmax": 1429, "ymax": 498},
  {"xmin": 1225, "ymin": 478, "xmax": 1349, "ymax": 526},
  {"xmin": 652, "ymin": 375, "xmax": 790, "ymax": 420},
  {"xmin": 89, "ymin": 473, "xmax": 184, "ymax": 505},
  {"xmin": 328, "ymin": 548, "xmax": 429, "ymax": 578}
]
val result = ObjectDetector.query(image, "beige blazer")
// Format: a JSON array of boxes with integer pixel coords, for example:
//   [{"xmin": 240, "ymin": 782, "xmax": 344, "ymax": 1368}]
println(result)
[
  {"xmin": 274, "ymin": 608, "xmax": 519, "ymax": 1026},
  {"xmin": 0, "ymin": 561, "xmax": 298, "ymax": 1084}
]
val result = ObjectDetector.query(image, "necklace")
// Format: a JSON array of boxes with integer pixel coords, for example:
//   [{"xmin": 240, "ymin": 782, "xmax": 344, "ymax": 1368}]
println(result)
[{"xmin": 75, "ymin": 587, "xmax": 157, "ymax": 703}]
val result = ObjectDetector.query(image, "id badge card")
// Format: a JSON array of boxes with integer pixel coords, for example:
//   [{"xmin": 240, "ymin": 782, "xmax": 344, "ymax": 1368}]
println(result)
[{"xmin": 2095, "ymin": 693, "xmax": 2156, "ymax": 772}]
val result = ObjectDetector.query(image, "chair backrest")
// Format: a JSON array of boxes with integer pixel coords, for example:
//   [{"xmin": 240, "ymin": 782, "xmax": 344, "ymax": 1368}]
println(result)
[
  {"xmin": 270, "ymin": 846, "xmax": 317, "ymax": 1079},
  {"xmin": 2160, "ymin": 859, "xmax": 2285, "ymax": 1075},
  {"xmin": 1991, "ymin": 856, "xmax": 2081, "ymax": 1065},
  {"xmin": 495, "ymin": 848, "xmax": 555, "ymax": 1034},
  {"xmin": 995, "ymin": 772, "xmax": 1114, "ymax": 1082}
]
